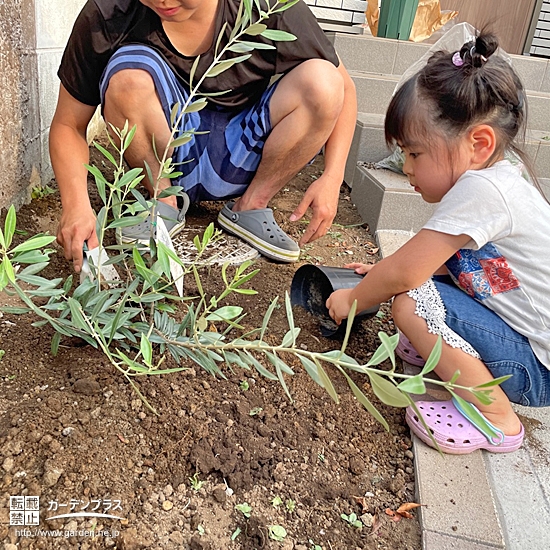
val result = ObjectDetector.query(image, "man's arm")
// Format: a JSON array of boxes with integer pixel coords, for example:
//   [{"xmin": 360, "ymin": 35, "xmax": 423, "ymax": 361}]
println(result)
[
  {"xmin": 291, "ymin": 60, "xmax": 357, "ymax": 244},
  {"xmin": 50, "ymin": 84, "xmax": 98, "ymax": 273}
]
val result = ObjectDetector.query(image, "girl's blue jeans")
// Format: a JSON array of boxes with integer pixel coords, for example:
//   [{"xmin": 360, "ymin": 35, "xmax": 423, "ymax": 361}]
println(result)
[{"xmin": 433, "ymin": 275, "xmax": 550, "ymax": 407}]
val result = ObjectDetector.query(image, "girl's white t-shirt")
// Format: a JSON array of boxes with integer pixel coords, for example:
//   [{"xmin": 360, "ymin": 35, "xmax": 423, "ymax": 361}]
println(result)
[{"xmin": 423, "ymin": 160, "xmax": 550, "ymax": 368}]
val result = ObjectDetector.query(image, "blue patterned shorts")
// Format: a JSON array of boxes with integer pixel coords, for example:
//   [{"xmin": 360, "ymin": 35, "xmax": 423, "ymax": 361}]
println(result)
[
  {"xmin": 432, "ymin": 276, "xmax": 550, "ymax": 407},
  {"xmin": 99, "ymin": 44, "xmax": 277, "ymax": 203}
]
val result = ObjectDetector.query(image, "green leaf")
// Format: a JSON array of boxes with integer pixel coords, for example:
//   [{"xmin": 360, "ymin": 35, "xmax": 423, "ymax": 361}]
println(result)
[
  {"xmin": 227, "ymin": 43, "xmax": 255, "ymax": 53},
  {"xmin": 315, "ymin": 358, "xmax": 339, "ymax": 403},
  {"xmin": 342, "ymin": 371, "xmax": 389, "ymax": 431},
  {"xmin": 245, "ymin": 23, "xmax": 267, "ymax": 36},
  {"xmin": 184, "ymin": 98, "xmax": 207, "ymax": 113},
  {"xmin": 93, "ymin": 142, "xmax": 117, "ymax": 167},
  {"xmin": 284, "ymin": 291, "xmax": 296, "ymax": 343},
  {"xmin": 140, "ymin": 333, "xmax": 153, "ymax": 366},
  {"xmin": 123, "ymin": 124, "xmax": 137, "ymax": 151},
  {"xmin": 16, "ymin": 274, "xmax": 62, "ymax": 288},
  {"xmin": 155, "ymin": 242, "xmax": 171, "ymax": 278},
  {"xmin": 368, "ymin": 372, "xmax": 410, "ymax": 407},
  {"xmin": 281, "ymin": 328, "xmax": 300, "ymax": 348},
  {"xmin": 11, "ymin": 251, "xmax": 53, "ymax": 265},
  {"xmin": 214, "ymin": 22, "xmax": 228, "ymax": 57},
  {"xmin": 378, "ymin": 331, "xmax": 398, "ymax": 370},
  {"xmin": 340, "ymin": 299, "xmax": 357, "ymax": 356},
  {"xmin": 397, "ymin": 375, "xmax": 427, "ymax": 395},
  {"xmin": 158, "ymin": 186, "xmax": 185, "ymax": 197},
  {"xmin": 474, "ymin": 375, "xmax": 512, "ymax": 389},
  {"xmin": 10, "ymin": 235, "xmax": 57, "ymax": 255},
  {"xmin": 4, "ymin": 206, "xmax": 16, "ymax": 249},
  {"xmin": 223, "ymin": 351, "xmax": 248, "ymax": 369},
  {"xmin": 51, "ymin": 332, "xmax": 61, "ymax": 356},
  {"xmin": 18, "ymin": 262, "xmax": 49, "ymax": 276},
  {"xmin": 366, "ymin": 332, "xmax": 399, "ymax": 366},
  {"xmin": 421, "ymin": 335, "xmax": 441, "ymax": 375},
  {"xmin": 118, "ymin": 167, "xmax": 144, "ymax": 189},
  {"xmin": 169, "ymin": 134, "xmax": 193, "ymax": 148},
  {"xmin": 298, "ymin": 355, "xmax": 324, "ymax": 387},
  {"xmin": 260, "ymin": 29, "xmax": 296, "ymax": 41},
  {"xmin": 0, "ymin": 306, "xmax": 32, "ymax": 314},
  {"xmin": 106, "ymin": 213, "xmax": 149, "ymax": 229},
  {"xmin": 3, "ymin": 258, "xmax": 15, "ymax": 282},
  {"xmin": 206, "ymin": 55, "xmax": 251, "ymax": 77},
  {"xmin": 189, "ymin": 55, "xmax": 200, "ymax": 88},
  {"xmin": 0, "ymin": 263, "xmax": 8, "ymax": 291},
  {"xmin": 243, "ymin": 351, "xmax": 278, "ymax": 380},
  {"xmin": 67, "ymin": 297, "xmax": 88, "ymax": 331},
  {"xmin": 260, "ymin": 297, "xmax": 278, "ymax": 340},
  {"xmin": 205, "ymin": 306, "xmax": 243, "ymax": 321},
  {"xmin": 170, "ymin": 102, "xmax": 180, "ymax": 126},
  {"xmin": 233, "ymin": 40, "xmax": 275, "ymax": 50},
  {"xmin": 243, "ymin": 0, "xmax": 253, "ymax": 19}
]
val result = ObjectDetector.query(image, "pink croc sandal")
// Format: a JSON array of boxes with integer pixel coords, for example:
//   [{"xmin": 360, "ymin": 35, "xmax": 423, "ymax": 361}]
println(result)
[
  {"xmin": 406, "ymin": 398, "xmax": 524, "ymax": 454},
  {"xmin": 395, "ymin": 332, "xmax": 425, "ymax": 366}
]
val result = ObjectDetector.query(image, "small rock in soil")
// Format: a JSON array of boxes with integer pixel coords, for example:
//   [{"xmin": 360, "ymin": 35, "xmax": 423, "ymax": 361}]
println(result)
[{"xmin": 72, "ymin": 378, "xmax": 101, "ymax": 395}]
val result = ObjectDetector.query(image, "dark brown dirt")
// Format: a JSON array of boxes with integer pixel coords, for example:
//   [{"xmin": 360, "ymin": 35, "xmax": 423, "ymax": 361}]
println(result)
[{"xmin": 0, "ymin": 152, "xmax": 421, "ymax": 549}]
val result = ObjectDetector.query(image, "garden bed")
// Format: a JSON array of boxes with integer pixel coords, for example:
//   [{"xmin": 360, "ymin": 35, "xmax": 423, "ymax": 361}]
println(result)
[{"xmin": 0, "ymin": 154, "xmax": 421, "ymax": 549}]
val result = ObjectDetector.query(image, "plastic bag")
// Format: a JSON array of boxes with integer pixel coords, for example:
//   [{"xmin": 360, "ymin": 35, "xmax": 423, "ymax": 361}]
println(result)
[{"xmin": 409, "ymin": 0, "xmax": 458, "ymax": 43}]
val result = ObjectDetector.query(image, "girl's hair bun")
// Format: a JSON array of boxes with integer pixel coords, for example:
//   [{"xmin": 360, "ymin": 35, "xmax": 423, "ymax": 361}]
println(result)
[{"xmin": 460, "ymin": 33, "xmax": 499, "ymax": 67}]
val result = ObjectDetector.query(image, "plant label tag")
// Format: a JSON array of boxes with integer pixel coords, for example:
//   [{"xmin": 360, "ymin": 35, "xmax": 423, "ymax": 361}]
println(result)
[
  {"xmin": 80, "ymin": 246, "xmax": 121, "ymax": 285},
  {"xmin": 156, "ymin": 217, "xmax": 184, "ymax": 297}
]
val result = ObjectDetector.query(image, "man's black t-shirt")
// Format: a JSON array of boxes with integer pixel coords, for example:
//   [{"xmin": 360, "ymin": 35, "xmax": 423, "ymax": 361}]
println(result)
[{"xmin": 58, "ymin": 0, "xmax": 339, "ymax": 109}]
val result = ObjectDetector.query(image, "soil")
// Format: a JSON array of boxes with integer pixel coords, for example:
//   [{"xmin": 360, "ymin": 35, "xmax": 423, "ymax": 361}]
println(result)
[{"xmin": 0, "ymin": 151, "xmax": 421, "ymax": 550}]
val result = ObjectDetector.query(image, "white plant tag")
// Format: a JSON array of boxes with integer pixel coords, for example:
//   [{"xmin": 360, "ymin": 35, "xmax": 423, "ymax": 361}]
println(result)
[
  {"xmin": 155, "ymin": 216, "xmax": 184, "ymax": 297},
  {"xmin": 80, "ymin": 246, "xmax": 121, "ymax": 285}
]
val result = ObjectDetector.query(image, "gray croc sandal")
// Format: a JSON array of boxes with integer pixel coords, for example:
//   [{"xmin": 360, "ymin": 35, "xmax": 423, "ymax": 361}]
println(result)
[
  {"xmin": 120, "ymin": 193, "xmax": 190, "ymax": 246},
  {"xmin": 217, "ymin": 201, "xmax": 300, "ymax": 263}
]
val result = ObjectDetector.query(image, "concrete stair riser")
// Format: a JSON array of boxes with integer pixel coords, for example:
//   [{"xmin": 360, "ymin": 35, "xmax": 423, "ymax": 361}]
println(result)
[
  {"xmin": 350, "ymin": 71, "xmax": 550, "ymax": 130},
  {"xmin": 330, "ymin": 32, "xmax": 550, "ymax": 93}
]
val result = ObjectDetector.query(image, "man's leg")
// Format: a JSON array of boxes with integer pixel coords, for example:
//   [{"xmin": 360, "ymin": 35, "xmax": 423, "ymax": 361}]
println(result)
[
  {"xmin": 233, "ymin": 59, "xmax": 344, "ymax": 211},
  {"xmin": 103, "ymin": 68, "xmax": 177, "ymax": 208}
]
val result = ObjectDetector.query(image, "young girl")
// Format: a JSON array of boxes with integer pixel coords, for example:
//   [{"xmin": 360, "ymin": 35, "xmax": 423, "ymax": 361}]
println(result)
[{"xmin": 327, "ymin": 33, "xmax": 550, "ymax": 454}]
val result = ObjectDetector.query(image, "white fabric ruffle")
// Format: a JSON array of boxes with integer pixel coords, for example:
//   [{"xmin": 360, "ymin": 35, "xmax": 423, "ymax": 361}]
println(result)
[{"xmin": 408, "ymin": 279, "xmax": 481, "ymax": 359}]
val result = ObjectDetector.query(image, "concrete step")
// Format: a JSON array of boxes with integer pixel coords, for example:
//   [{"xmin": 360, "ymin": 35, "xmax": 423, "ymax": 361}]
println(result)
[
  {"xmin": 345, "ymin": 121, "xmax": 550, "ymax": 187},
  {"xmin": 348, "ymin": 71, "xmax": 399, "ymax": 115},
  {"xmin": 330, "ymin": 32, "xmax": 550, "ymax": 95},
  {"xmin": 349, "ymin": 71, "xmax": 550, "ymax": 132},
  {"xmin": 350, "ymin": 164, "xmax": 435, "ymax": 233},
  {"xmin": 343, "ymin": 113, "xmax": 389, "ymax": 186}
]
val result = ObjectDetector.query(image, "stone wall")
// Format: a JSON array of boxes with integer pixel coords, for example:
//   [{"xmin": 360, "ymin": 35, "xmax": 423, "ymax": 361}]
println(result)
[{"xmin": 0, "ymin": 0, "xmax": 86, "ymax": 210}]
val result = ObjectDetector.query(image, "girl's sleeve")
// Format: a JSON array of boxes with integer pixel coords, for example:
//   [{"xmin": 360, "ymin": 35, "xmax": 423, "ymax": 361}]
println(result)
[{"xmin": 423, "ymin": 173, "xmax": 513, "ymax": 250}]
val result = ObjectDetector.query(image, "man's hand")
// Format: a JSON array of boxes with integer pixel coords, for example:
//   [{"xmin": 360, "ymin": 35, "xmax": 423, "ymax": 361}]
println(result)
[
  {"xmin": 56, "ymin": 206, "xmax": 98, "ymax": 273},
  {"xmin": 289, "ymin": 173, "xmax": 341, "ymax": 245},
  {"xmin": 326, "ymin": 288, "xmax": 354, "ymax": 325}
]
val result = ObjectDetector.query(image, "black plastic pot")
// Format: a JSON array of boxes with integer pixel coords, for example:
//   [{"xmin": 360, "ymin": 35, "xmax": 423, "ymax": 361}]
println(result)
[{"xmin": 290, "ymin": 265, "xmax": 380, "ymax": 338}]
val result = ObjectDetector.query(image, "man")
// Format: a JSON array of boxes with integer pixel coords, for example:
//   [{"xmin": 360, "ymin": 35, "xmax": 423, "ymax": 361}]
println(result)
[{"xmin": 51, "ymin": 0, "xmax": 357, "ymax": 271}]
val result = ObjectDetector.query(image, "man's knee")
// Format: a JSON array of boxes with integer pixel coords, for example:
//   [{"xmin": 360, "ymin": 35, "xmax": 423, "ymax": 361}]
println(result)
[
  {"xmin": 104, "ymin": 68, "xmax": 156, "ymax": 108},
  {"xmin": 279, "ymin": 59, "xmax": 344, "ymax": 118}
]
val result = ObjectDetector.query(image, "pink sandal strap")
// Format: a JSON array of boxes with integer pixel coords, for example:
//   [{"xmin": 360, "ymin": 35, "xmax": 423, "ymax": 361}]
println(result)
[{"xmin": 395, "ymin": 332, "xmax": 425, "ymax": 366}]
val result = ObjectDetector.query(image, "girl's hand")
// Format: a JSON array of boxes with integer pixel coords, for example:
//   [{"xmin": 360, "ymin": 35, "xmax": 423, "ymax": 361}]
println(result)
[
  {"xmin": 344, "ymin": 262, "xmax": 375, "ymax": 275},
  {"xmin": 326, "ymin": 288, "xmax": 355, "ymax": 325}
]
